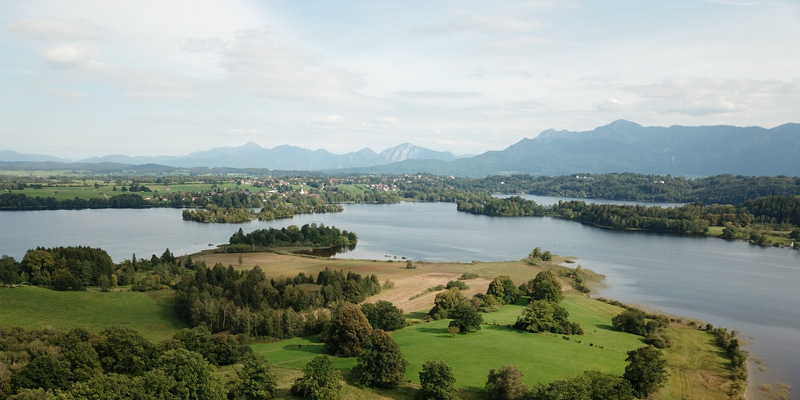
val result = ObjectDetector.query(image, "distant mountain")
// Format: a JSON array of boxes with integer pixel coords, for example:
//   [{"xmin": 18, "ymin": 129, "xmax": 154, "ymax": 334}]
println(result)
[
  {"xmin": 378, "ymin": 143, "xmax": 458, "ymax": 163},
  {"xmin": 366, "ymin": 120, "xmax": 800, "ymax": 177},
  {"xmin": 0, "ymin": 150, "xmax": 71, "ymax": 163},
  {"xmin": 78, "ymin": 142, "xmax": 461, "ymax": 170},
  {"xmin": 3, "ymin": 122, "xmax": 799, "ymax": 176}
]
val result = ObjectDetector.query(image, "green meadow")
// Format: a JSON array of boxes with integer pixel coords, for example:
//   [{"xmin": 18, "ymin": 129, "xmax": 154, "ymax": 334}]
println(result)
[
  {"xmin": 252, "ymin": 294, "xmax": 643, "ymax": 390},
  {"xmin": 0, "ymin": 286, "xmax": 184, "ymax": 341}
]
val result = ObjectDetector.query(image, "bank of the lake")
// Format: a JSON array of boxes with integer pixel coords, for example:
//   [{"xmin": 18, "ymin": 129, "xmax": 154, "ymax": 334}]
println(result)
[{"xmin": 1, "ymin": 201, "xmax": 798, "ymax": 395}]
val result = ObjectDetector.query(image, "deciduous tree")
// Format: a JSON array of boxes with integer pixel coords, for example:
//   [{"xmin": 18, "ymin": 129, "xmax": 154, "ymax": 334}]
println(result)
[
  {"xmin": 624, "ymin": 346, "xmax": 668, "ymax": 398},
  {"xmin": 353, "ymin": 329, "xmax": 407, "ymax": 387},
  {"xmin": 324, "ymin": 305, "xmax": 372, "ymax": 357},
  {"xmin": 418, "ymin": 360, "xmax": 459, "ymax": 400}
]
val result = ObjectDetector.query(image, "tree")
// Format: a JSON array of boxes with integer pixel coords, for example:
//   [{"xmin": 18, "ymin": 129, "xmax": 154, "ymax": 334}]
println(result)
[
  {"xmin": 487, "ymin": 275, "xmax": 519, "ymax": 305},
  {"xmin": 156, "ymin": 348, "xmax": 226, "ymax": 400},
  {"xmin": 11, "ymin": 354, "xmax": 71, "ymax": 391},
  {"xmin": 623, "ymin": 346, "xmax": 669, "ymax": 398},
  {"xmin": 430, "ymin": 288, "xmax": 466, "ymax": 319},
  {"xmin": 514, "ymin": 300, "xmax": 582, "ymax": 335},
  {"xmin": 230, "ymin": 353, "xmax": 277, "ymax": 399},
  {"xmin": 790, "ymin": 228, "xmax": 800, "ymax": 240},
  {"xmin": 361, "ymin": 300, "xmax": 406, "ymax": 331},
  {"xmin": 419, "ymin": 360, "xmax": 459, "ymax": 400},
  {"xmin": 324, "ymin": 305, "xmax": 373, "ymax": 357},
  {"xmin": 611, "ymin": 309, "xmax": 649, "ymax": 336},
  {"xmin": 94, "ymin": 326, "xmax": 154, "ymax": 375},
  {"xmin": 353, "ymin": 329, "xmax": 408, "ymax": 387},
  {"xmin": 447, "ymin": 302, "xmax": 483, "ymax": 334},
  {"xmin": 485, "ymin": 365, "xmax": 528, "ymax": 400},
  {"xmin": 524, "ymin": 270, "xmax": 563, "ymax": 303},
  {"xmin": 0, "ymin": 255, "xmax": 20, "ymax": 285},
  {"xmin": 292, "ymin": 355, "xmax": 342, "ymax": 400}
]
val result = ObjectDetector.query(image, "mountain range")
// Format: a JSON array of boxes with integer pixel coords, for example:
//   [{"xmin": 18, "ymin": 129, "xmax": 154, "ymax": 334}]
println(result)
[{"xmin": 2, "ymin": 121, "xmax": 799, "ymax": 177}]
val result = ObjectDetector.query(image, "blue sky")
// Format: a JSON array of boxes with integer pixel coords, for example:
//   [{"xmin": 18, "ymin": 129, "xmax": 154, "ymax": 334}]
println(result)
[{"xmin": 1, "ymin": 0, "xmax": 798, "ymax": 159}]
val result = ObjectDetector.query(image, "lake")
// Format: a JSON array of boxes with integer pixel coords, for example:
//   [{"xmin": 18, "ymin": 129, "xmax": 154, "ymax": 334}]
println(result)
[{"xmin": 1, "ymin": 201, "xmax": 799, "ymax": 394}]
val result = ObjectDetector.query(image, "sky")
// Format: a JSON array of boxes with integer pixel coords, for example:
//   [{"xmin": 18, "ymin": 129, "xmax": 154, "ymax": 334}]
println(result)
[{"xmin": 1, "ymin": 0, "xmax": 799, "ymax": 159}]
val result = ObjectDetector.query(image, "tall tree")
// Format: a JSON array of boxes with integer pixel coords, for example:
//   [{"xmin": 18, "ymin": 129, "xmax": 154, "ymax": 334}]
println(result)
[
  {"xmin": 324, "ymin": 305, "xmax": 373, "ymax": 357},
  {"xmin": 623, "ymin": 346, "xmax": 669, "ymax": 398},
  {"xmin": 353, "ymin": 329, "xmax": 408, "ymax": 387}
]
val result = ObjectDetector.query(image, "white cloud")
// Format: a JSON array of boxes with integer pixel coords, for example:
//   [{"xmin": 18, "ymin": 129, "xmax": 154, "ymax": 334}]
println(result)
[
  {"xmin": 43, "ymin": 43, "xmax": 99, "ymax": 69},
  {"xmin": 213, "ymin": 30, "xmax": 364, "ymax": 104},
  {"xmin": 4, "ymin": 18, "xmax": 100, "ymax": 41},
  {"xmin": 623, "ymin": 78, "xmax": 800, "ymax": 122},
  {"xmin": 394, "ymin": 91, "xmax": 481, "ymax": 99},
  {"xmin": 228, "ymin": 128, "xmax": 262, "ymax": 136}
]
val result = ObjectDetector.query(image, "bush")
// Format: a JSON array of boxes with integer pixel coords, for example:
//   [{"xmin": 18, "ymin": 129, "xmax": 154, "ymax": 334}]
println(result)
[
  {"xmin": 446, "ymin": 280, "xmax": 469, "ymax": 290},
  {"xmin": 459, "ymin": 272, "xmax": 479, "ymax": 280}
]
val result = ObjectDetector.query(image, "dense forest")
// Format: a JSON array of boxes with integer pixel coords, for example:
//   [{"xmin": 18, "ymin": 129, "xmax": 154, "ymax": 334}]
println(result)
[
  {"xmin": 174, "ymin": 264, "xmax": 380, "ymax": 338},
  {"xmin": 0, "ymin": 325, "xmax": 260, "ymax": 399}
]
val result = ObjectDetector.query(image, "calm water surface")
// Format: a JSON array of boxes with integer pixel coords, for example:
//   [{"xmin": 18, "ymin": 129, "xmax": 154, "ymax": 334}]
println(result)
[{"xmin": 1, "ymin": 201, "xmax": 798, "ymax": 394}]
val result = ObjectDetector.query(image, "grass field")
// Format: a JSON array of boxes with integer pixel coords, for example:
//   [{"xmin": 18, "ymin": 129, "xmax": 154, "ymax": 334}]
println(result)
[
  {"xmin": 0, "ymin": 251, "xmax": 739, "ymax": 398},
  {"xmin": 0, "ymin": 286, "xmax": 185, "ymax": 341},
  {"xmin": 11, "ymin": 186, "xmax": 112, "ymax": 201},
  {"xmin": 252, "ymin": 294, "xmax": 642, "ymax": 389}
]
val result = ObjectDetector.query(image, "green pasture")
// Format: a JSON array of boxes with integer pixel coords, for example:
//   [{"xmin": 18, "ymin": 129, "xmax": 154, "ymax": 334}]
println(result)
[
  {"xmin": 253, "ymin": 294, "xmax": 643, "ymax": 390},
  {"xmin": 0, "ymin": 286, "xmax": 184, "ymax": 341},
  {"xmin": 10, "ymin": 186, "xmax": 113, "ymax": 201}
]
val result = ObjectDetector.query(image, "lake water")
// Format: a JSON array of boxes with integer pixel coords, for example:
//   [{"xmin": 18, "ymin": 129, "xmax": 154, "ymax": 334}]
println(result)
[{"xmin": 1, "ymin": 201, "xmax": 798, "ymax": 395}]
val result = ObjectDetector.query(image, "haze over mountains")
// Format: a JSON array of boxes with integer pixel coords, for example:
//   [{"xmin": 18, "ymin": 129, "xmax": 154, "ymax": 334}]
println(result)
[{"xmin": 2, "ymin": 121, "xmax": 799, "ymax": 177}]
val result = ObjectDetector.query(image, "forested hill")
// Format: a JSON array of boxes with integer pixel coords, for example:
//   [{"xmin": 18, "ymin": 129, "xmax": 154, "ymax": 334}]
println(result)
[{"xmin": 364, "ymin": 120, "xmax": 800, "ymax": 177}]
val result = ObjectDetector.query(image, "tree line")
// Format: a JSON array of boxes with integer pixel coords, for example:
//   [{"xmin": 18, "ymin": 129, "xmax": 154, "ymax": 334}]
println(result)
[{"xmin": 174, "ymin": 264, "xmax": 380, "ymax": 338}]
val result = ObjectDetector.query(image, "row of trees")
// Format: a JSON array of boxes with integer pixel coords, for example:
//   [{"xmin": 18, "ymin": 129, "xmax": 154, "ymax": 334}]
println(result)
[{"xmin": 0, "ymin": 193, "xmax": 150, "ymax": 210}]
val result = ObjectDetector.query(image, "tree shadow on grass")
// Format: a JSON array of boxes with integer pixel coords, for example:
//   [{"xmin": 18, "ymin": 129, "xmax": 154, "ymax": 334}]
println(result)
[
  {"xmin": 482, "ymin": 323, "xmax": 525, "ymax": 334},
  {"xmin": 282, "ymin": 343, "xmax": 326, "ymax": 354},
  {"xmin": 595, "ymin": 323, "xmax": 616, "ymax": 331}
]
